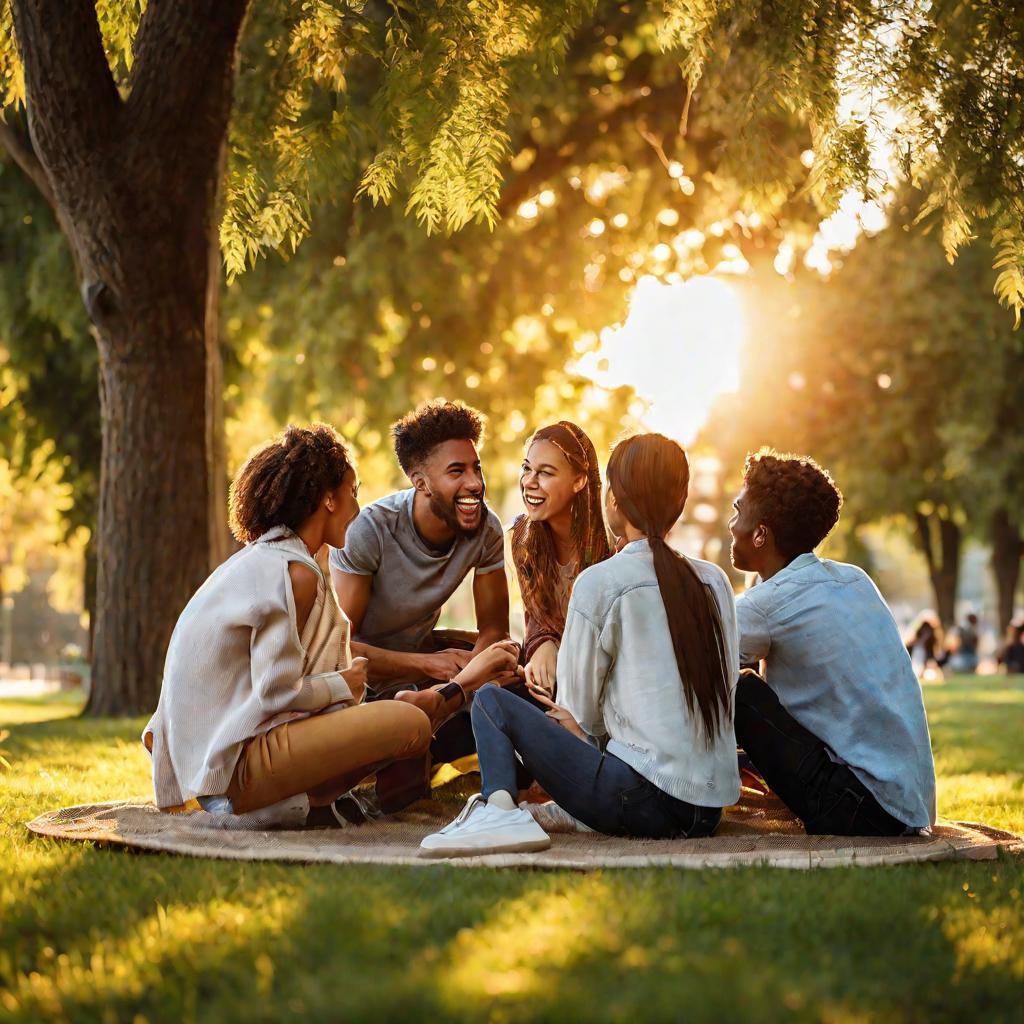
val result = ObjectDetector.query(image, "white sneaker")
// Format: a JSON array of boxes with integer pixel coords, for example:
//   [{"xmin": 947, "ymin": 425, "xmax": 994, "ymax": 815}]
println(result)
[
  {"xmin": 520, "ymin": 800, "xmax": 594, "ymax": 833},
  {"xmin": 420, "ymin": 791, "xmax": 551, "ymax": 858},
  {"xmin": 196, "ymin": 793, "xmax": 310, "ymax": 831}
]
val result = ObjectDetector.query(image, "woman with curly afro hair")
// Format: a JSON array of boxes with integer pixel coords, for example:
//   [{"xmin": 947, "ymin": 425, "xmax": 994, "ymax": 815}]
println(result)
[{"xmin": 143, "ymin": 424, "xmax": 437, "ymax": 829}]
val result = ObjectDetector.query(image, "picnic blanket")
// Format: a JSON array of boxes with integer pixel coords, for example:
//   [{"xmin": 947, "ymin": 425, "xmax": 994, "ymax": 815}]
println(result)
[{"xmin": 26, "ymin": 780, "xmax": 1022, "ymax": 869}]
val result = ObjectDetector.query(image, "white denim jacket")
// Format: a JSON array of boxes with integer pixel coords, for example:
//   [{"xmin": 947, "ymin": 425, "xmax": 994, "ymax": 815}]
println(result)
[{"xmin": 557, "ymin": 540, "xmax": 741, "ymax": 808}]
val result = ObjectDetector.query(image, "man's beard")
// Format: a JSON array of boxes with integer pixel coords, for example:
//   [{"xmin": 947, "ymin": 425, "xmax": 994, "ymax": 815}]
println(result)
[{"xmin": 429, "ymin": 491, "xmax": 487, "ymax": 539}]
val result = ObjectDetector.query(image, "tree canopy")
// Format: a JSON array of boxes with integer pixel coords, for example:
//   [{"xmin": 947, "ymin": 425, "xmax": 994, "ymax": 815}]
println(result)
[{"xmin": 1, "ymin": 0, "xmax": 1022, "ymax": 710}]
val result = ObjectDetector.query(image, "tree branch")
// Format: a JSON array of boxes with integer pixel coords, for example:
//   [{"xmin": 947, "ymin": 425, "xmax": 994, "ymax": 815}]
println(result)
[
  {"xmin": 10, "ymin": 0, "xmax": 120, "ymax": 165},
  {"xmin": 497, "ymin": 78, "xmax": 709, "ymax": 218},
  {"xmin": 127, "ymin": 0, "xmax": 252, "ymax": 160},
  {"xmin": 0, "ymin": 116, "xmax": 54, "ymax": 208},
  {"xmin": 0, "ymin": 114, "xmax": 78, "ymax": 253}
]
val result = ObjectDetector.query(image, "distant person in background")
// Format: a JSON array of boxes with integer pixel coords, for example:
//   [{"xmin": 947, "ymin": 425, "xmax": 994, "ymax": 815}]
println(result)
[
  {"xmin": 947, "ymin": 612, "xmax": 980, "ymax": 674},
  {"xmin": 729, "ymin": 449, "xmax": 936, "ymax": 836},
  {"xmin": 997, "ymin": 621, "xmax": 1024, "ymax": 675},
  {"xmin": 511, "ymin": 421, "xmax": 611, "ymax": 696},
  {"xmin": 906, "ymin": 615, "xmax": 946, "ymax": 681}
]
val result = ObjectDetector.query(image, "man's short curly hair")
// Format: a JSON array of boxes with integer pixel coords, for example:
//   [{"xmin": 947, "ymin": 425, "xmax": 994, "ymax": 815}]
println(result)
[
  {"xmin": 742, "ymin": 448, "xmax": 843, "ymax": 558},
  {"xmin": 391, "ymin": 399, "xmax": 485, "ymax": 474},
  {"xmin": 229, "ymin": 423, "xmax": 353, "ymax": 543}
]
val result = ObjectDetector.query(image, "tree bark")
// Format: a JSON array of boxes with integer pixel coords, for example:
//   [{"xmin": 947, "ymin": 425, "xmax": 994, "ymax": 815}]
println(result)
[
  {"xmin": 87, "ymin": 295, "xmax": 210, "ymax": 714},
  {"xmin": 913, "ymin": 510, "xmax": 961, "ymax": 630},
  {"xmin": 11, "ymin": 0, "xmax": 251, "ymax": 714},
  {"xmin": 205, "ymin": 141, "xmax": 233, "ymax": 570},
  {"xmin": 991, "ymin": 507, "xmax": 1023, "ymax": 634}
]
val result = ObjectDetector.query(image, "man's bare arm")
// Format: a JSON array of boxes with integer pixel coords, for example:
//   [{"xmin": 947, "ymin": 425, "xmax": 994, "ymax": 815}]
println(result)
[{"xmin": 472, "ymin": 569, "xmax": 511, "ymax": 655}]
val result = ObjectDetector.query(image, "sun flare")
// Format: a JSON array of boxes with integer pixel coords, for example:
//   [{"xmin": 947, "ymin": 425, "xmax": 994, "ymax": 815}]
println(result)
[{"xmin": 577, "ymin": 275, "xmax": 745, "ymax": 444}]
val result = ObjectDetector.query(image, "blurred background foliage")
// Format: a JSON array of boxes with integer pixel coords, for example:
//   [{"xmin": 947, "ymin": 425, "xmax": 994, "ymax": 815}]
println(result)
[{"xmin": 1, "ymin": 0, "xmax": 1023, "ymax": 661}]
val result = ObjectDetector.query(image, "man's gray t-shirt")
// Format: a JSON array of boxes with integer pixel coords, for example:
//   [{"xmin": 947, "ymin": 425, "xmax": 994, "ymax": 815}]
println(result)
[{"xmin": 329, "ymin": 488, "xmax": 504, "ymax": 652}]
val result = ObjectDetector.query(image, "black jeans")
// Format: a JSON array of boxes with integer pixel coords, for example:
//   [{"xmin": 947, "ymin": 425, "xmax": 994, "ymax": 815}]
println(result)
[
  {"xmin": 734, "ymin": 670, "xmax": 910, "ymax": 836},
  {"xmin": 472, "ymin": 684, "xmax": 722, "ymax": 839}
]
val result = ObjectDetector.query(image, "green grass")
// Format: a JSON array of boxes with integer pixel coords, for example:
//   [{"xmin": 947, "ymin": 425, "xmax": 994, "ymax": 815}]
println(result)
[{"xmin": 1, "ymin": 678, "xmax": 1022, "ymax": 1023}]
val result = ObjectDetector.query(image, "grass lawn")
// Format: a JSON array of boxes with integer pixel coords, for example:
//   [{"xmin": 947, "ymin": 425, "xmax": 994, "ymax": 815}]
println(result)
[{"xmin": 1, "ymin": 678, "xmax": 1022, "ymax": 1023}]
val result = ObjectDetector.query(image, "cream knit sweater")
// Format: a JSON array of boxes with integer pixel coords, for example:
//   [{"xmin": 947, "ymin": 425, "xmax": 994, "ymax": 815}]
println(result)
[{"xmin": 143, "ymin": 526, "xmax": 354, "ymax": 809}]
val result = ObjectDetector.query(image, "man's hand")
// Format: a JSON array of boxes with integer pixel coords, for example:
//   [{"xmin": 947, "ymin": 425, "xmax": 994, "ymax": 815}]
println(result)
[
  {"xmin": 454, "ymin": 639, "xmax": 521, "ymax": 692},
  {"xmin": 526, "ymin": 683, "xmax": 587, "ymax": 740},
  {"xmin": 418, "ymin": 648, "xmax": 473, "ymax": 682},
  {"xmin": 523, "ymin": 639, "xmax": 558, "ymax": 696},
  {"xmin": 339, "ymin": 656, "xmax": 369, "ymax": 702}
]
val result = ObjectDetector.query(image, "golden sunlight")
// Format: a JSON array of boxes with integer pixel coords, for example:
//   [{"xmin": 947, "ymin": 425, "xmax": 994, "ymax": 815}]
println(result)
[{"xmin": 576, "ymin": 275, "xmax": 745, "ymax": 443}]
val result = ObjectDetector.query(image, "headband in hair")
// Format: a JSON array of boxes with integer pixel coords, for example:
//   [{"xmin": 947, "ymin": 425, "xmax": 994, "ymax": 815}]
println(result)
[{"xmin": 532, "ymin": 422, "xmax": 592, "ymax": 473}]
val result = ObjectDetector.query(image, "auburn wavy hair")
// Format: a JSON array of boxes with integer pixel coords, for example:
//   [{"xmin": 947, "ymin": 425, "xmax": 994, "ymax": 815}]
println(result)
[
  {"xmin": 512, "ymin": 421, "xmax": 610, "ymax": 631},
  {"xmin": 607, "ymin": 433, "xmax": 731, "ymax": 748},
  {"xmin": 229, "ymin": 423, "xmax": 353, "ymax": 543}
]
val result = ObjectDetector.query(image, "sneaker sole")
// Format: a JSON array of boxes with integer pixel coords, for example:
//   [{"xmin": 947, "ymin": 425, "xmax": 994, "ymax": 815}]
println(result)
[{"xmin": 418, "ymin": 835, "xmax": 552, "ymax": 859}]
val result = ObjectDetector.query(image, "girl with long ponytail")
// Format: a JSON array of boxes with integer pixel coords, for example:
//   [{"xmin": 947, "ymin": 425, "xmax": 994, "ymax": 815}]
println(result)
[
  {"xmin": 421, "ymin": 433, "xmax": 741, "ymax": 858},
  {"xmin": 605, "ymin": 433, "xmax": 732, "ymax": 747}
]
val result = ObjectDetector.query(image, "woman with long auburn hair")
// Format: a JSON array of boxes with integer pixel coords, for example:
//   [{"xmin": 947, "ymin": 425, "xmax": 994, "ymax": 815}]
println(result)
[
  {"xmin": 421, "ymin": 433, "xmax": 741, "ymax": 858},
  {"xmin": 511, "ymin": 421, "xmax": 610, "ymax": 694}
]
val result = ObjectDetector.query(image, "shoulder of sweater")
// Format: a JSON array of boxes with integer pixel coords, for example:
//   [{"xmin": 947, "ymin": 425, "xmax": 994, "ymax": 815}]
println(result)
[{"xmin": 230, "ymin": 543, "xmax": 301, "ymax": 600}]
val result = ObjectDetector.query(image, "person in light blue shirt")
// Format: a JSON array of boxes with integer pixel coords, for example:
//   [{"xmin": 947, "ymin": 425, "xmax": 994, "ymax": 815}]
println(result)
[{"xmin": 729, "ymin": 449, "xmax": 936, "ymax": 835}]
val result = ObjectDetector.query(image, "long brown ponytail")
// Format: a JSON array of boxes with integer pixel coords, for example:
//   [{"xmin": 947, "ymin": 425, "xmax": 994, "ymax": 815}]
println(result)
[{"xmin": 607, "ymin": 433, "xmax": 730, "ymax": 747}]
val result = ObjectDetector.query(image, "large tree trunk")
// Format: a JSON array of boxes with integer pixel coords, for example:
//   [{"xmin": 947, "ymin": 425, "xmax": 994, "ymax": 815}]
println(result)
[
  {"xmin": 88, "ymin": 296, "xmax": 211, "ymax": 714},
  {"xmin": 10, "ymin": 0, "xmax": 251, "ymax": 714},
  {"xmin": 913, "ymin": 509, "xmax": 961, "ymax": 629},
  {"xmin": 991, "ymin": 507, "xmax": 1023, "ymax": 634}
]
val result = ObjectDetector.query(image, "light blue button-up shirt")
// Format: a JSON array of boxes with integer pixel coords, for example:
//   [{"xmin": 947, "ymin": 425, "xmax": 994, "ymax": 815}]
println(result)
[{"xmin": 736, "ymin": 552, "xmax": 936, "ymax": 828}]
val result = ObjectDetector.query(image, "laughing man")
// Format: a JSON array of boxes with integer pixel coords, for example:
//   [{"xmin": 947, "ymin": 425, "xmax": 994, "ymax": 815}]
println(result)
[{"xmin": 330, "ymin": 400, "xmax": 516, "ymax": 761}]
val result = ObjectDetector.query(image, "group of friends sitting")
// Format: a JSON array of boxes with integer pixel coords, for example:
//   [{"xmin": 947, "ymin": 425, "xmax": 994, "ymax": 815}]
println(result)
[{"xmin": 143, "ymin": 400, "xmax": 937, "ymax": 858}]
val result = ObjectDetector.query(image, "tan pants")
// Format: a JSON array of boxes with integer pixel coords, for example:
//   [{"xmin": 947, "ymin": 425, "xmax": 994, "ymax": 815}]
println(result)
[{"xmin": 227, "ymin": 701, "xmax": 432, "ymax": 813}]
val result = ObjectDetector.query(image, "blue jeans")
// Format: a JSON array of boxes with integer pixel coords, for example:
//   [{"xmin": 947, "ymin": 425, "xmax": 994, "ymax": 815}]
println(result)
[{"xmin": 471, "ymin": 685, "xmax": 722, "ymax": 839}]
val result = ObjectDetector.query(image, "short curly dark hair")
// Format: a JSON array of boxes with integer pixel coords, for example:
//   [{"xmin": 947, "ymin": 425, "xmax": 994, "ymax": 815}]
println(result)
[
  {"xmin": 391, "ymin": 399, "xmax": 485, "ymax": 474},
  {"xmin": 229, "ymin": 423, "xmax": 353, "ymax": 543},
  {"xmin": 742, "ymin": 448, "xmax": 843, "ymax": 558}
]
